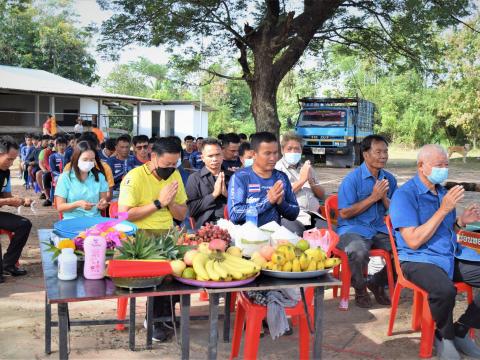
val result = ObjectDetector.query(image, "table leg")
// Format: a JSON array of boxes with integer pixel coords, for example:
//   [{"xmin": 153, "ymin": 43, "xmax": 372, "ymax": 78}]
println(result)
[
  {"xmin": 180, "ymin": 294, "xmax": 191, "ymax": 360},
  {"xmin": 208, "ymin": 293, "xmax": 220, "ymax": 360},
  {"xmin": 57, "ymin": 303, "xmax": 69, "ymax": 360},
  {"xmin": 223, "ymin": 292, "xmax": 231, "ymax": 343},
  {"xmin": 45, "ymin": 294, "xmax": 51, "ymax": 354},
  {"xmin": 313, "ymin": 287, "xmax": 325, "ymax": 360},
  {"xmin": 129, "ymin": 297, "xmax": 136, "ymax": 351},
  {"xmin": 146, "ymin": 297, "xmax": 154, "ymax": 350}
]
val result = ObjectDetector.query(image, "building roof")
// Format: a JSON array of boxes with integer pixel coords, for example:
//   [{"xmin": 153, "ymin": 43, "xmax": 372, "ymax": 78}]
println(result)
[
  {"xmin": 0, "ymin": 65, "xmax": 155, "ymax": 102},
  {"xmin": 143, "ymin": 100, "xmax": 215, "ymax": 112}
]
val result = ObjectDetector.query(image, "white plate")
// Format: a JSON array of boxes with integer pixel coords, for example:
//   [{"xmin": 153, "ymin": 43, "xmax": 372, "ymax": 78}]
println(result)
[
  {"xmin": 312, "ymin": 147, "xmax": 326, "ymax": 155},
  {"xmin": 261, "ymin": 269, "xmax": 330, "ymax": 279},
  {"xmin": 114, "ymin": 223, "xmax": 134, "ymax": 233}
]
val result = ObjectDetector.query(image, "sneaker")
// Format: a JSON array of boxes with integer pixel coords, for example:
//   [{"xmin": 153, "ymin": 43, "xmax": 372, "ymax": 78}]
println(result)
[
  {"xmin": 152, "ymin": 324, "xmax": 173, "ymax": 342},
  {"xmin": 454, "ymin": 335, "xmax": 480, "ymax": 359},
  {"xmin": 367, "ymin": 282, "xmax": 391, "ymax": 305},
  {"xmin": 42, "ymin": 199, "xmax": 52, "ymax": 207},
  {"xmin": 3, "ymin": 265, "xmax": 27, "ymax": 277},
  {"xmin": 39, "ymin": 193, "xmax": 46, "ymax": 200},
  {"xmin": 354, "ymin": 287, "xmax": 372, "ymax": 308}
]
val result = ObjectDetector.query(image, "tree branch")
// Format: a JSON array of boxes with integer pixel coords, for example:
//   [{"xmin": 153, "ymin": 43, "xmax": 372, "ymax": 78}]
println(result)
[
  {"xmin": 199, "ymin": 66, "xmax": 244, "ymax": 81},
  {"xmin": 450, "ymin": 14, "xmax": 480, "ymax": 34}
]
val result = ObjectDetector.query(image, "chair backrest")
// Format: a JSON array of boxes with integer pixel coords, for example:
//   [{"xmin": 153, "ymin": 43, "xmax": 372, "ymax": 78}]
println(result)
[
  {"xmin": 385, "ymin": 215, "xmax": 406, "ymax": 282},
  {"xmin": 189, "ymin": 217, "xmax": 196, "ymax": 229},
  {"xmin": 325, "ymin": 194, "xmax": 339, "ymax": 231},
  {"xmin": 223, "ymin": 205, "xmax": 229, "ymax": 220},
  {"xmin": 109, "ymin": 201, "xmax": 119, "ymax": 218}
]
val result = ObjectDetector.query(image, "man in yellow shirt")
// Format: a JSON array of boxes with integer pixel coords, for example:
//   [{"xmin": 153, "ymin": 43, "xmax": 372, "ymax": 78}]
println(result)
[{"xmin": 118, "ymin": 137, "xmax": 187, "ymax": 342}]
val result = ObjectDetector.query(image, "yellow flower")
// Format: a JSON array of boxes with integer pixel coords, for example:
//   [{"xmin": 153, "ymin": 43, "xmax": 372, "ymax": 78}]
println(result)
[{"xmin": 58, "ymin": 239, "xmax": 75, "ymax": 250}]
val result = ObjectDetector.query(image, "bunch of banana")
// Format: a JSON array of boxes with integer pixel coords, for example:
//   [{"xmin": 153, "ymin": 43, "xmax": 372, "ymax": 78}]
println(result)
[
  {"xmin": 263, "ymin": 242, "xmax": 341, "ymax": 272},
  {"xmin": 192, "ymin": 252, "xmax": 260, "ymax": 281}
]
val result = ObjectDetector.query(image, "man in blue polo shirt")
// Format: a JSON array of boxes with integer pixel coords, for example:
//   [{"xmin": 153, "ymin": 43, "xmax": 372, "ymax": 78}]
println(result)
[
  {"xmin": 107, "ymin": 135, "xmax": 135, "ymax": 198},
  {"xmin": 228, "ymin": 132, "xmax": 299, "ymax": 227},
  {"xmin": 337, "ymin": 135, "xmax": 397, "ymax": 308},
  {"xmin": 390, "ymin": 144, "xmax": 480, "ymax": 359}
]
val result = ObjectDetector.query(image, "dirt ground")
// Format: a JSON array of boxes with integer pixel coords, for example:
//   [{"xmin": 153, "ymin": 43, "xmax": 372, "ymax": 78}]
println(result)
[{"xmin": 0, "ymin": 150, "xmax": 479, "ymax": 359}]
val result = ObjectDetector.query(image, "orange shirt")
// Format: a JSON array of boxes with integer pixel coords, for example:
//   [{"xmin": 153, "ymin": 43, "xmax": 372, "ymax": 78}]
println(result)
[{"xmin": 92, "ymin": 128, "xmax": 105, "ymax": 143}]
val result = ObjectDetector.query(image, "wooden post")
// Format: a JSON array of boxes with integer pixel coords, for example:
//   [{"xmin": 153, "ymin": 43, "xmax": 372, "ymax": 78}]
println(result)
[{"xmin": 34, "ymin": 95, "xmax": 40, "ymax": 127}]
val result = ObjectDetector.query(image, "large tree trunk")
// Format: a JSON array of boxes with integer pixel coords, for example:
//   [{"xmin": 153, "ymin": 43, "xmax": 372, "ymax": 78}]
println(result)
[{"xmin": 249, "ymin": 74, "xmax": 281, "ymax": 137}]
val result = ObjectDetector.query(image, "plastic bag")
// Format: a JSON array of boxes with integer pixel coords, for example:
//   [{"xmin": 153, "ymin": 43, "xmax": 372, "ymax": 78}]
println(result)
[{"xmin": 303, "ymin": 228, "xmax": 331, "ymax": 253}]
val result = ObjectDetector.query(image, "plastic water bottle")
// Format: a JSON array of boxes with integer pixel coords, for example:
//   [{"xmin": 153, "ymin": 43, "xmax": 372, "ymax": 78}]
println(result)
[
  {"xmin": 58, "ymin": 248, "xmax": 77, "ymax": 280},
  {"xmin": 246, "ymin": 199, "xmax": 258, "ymax": 226},
  {"xmin": 83, "ymin": 233, "xmax": 107, "ymax": 280}
]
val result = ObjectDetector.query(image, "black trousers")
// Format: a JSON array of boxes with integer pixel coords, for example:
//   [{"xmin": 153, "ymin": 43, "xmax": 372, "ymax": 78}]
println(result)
[
  {"xmin": 0, "ymin": 211, "xmax": 32, "ymax": 268},
  {"xmin": 152, "ymin": 295, "xmax": 180, "ymax": 320},
  {"xmin": 401, "ymin": 260, "xmax": 480, "ymax": 339}
]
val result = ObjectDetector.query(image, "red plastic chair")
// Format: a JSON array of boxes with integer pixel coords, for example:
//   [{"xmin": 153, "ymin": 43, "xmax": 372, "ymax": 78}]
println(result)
[
  {"xmin": 230, "ymin": 289, "xmax": 314, "ymax": 360},
  {"xmin": 224, "ymin": 205, "xmax": 229, "ymax": 220},
  {"xmin": 0, "ymin": 230, "xmax": 20, "ymax": 266},
  {"xmin": 385, "ymin": 216, "xmax": 473, "ymax": 358},
  {"xmin": 325, "ymin": 194, "xmax": 395, "ymax": 310}
]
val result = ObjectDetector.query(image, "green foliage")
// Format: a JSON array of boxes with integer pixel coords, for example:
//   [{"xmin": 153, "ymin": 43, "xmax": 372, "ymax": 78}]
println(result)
[{"xmin": 0, "ymin": 0, "xmax": 98, "ymax": 85}]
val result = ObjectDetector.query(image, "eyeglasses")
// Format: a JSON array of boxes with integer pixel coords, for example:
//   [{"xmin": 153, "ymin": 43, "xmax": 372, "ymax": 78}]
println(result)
[{"xmin": 135, "ymin": 145, "xmax": 148, "ymax": 150}]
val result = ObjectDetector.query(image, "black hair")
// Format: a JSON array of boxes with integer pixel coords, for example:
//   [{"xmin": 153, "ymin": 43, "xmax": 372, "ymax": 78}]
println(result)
[
  {"xmin": 184, "ymin": 135, "xmax": 195, "ymax": 142},
  {"xmin": 152, "ymin": 137, "xmax": 183, "ymax": 156},
  {"xmin": 41, "ymin": 135, "xmax": 51, "ymax": 141},
  {"xmin": 79, "ymin": 132, "xmax": 99, "ymax": 149},
  {"xmin": 55, "ymin": 136, "xmax": 68, "ymax": 145},
  {"xmin": 0, "ymin": 136, "xmax": 19, "ymax": 154},
  {"xmin": 201, "ymin": 137, "xmax": 221, "ymax": 151},
  {"xmin": 116, "ymin": 134, "xmax": 131, "ymax": 144},
  {"xmin": 196, "ymin": 137, "xmax": 204, "ymax": 141},
  {"xmin": 132, "ymin": 135, "xmax": 149, "ymax": 146},
  {"xmin": 250, "ymin": 132, "xmax": 277, "ymax": 152},
  {"xmin": 239, "ymin": 142, "xmax": 252, "ymax": 157},
  {"xmin": 217, "ymin": 133, "xmax": 225, "ymax": 142},
  {"xmin": 239, "ymin": 133, "xmax": 247, "ymax": 140},
  {"xmin": 74, "ymin": 133, "xmax": 82, "ymax": 140},
  {"xmin": 222, "ymin": 133, "xmax": 240, "ymax": 147},
  {"xmin": 32, "ymin": 134, "xmax": 42, "ymax": 141},
  {"xmin": 70, "ymin": 141, "xmax": 105, "ymax": 182},
  {"xmin": 167, "ymin": 136, "xmax": 182, "ymax": 147},
  {"xmin": 148, "ymin": 137, "xmax": 157, "ymax": 144},
  {"xmin": 105, "ymin": 138, "xmax": 117, "ymax": 151},
  {"xmin": 360, "ymin": 135, "xmax": 388, "ymax": 154},
  {"xmin": 24, "ymin": 133, "xmax": 32, "ymax": 139}
]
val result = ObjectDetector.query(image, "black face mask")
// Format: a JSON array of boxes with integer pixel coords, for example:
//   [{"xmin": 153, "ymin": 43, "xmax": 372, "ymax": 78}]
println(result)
[{"xmin": 155, "ymin": 166, "xmax": 175, "ymax": 180}]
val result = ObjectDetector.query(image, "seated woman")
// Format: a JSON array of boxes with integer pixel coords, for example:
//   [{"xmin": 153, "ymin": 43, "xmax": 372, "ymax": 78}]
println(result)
[
  {"xmin": 55, "ymin": 141, "xmax": 109, "ymax": 219},
  {"xmin": 275, "ymin": 132, "xmax": 326, "ymax": 235}
]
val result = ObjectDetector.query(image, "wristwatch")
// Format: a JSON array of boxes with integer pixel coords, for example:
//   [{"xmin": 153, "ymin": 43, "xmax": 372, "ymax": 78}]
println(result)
[{"xmin": 154, "ymin": 199, "xmax": 162, "ymax": 210}]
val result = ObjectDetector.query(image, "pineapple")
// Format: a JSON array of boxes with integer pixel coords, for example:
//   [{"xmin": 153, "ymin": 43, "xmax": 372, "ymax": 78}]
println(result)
[{"xmin": 116, "ymin": 228, "xmax": 190, "ymax": 260}]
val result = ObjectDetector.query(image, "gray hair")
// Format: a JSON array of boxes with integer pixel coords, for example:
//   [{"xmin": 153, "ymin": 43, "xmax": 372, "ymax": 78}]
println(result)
[
  {"xmin": 417, "ymin": 144, "xmax": 448, "ymax": 164},
  {"xmin": 280, "ymin": 132, "xmax": 303, "ymax": 149},
  {"xmin": 0, "ymin": 136, "xmax": 19, "ymax": 154}
]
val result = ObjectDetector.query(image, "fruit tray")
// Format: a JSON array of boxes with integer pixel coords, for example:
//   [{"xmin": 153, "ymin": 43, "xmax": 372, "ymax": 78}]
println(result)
[
  {"xmin": 111, "ymin": 275, "xmax": 166, "ymax": 289},
  {"xmin": 261, "ymin": 269, "xmax": 330, "ymax": 279},
  {"xmin": 173, "ymin": 274, "xmax": 258, "ymax": 288}
]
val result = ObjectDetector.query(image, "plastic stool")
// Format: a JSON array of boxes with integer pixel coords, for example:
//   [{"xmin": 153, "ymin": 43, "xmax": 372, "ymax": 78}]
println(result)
[{"xmin": 116, "ymin": 298, "xmax": 129, "ymax": 331}]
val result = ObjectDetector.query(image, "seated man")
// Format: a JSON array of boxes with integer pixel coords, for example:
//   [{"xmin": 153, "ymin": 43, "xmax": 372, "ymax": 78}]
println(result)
[
  {"xmin": 228, "ymin": 132, "xmax": 299, "ymax": 227},
  {"xmin": 132, "ymin": 135, "xmax": 150, "ymax": 167},
  {"xmin": 390, "ymin": 144, "xmax": 480, "ymax": 360},
  {"xmin": 189, "ymin": 137, "xmax": 204, "ymax": 170},
  {"xmin": 186, "ymin": 138, "xmax": 232, "ymax": 228},
  {"xmin": 0, "ymin": 136, "xmax": 32, "ymax": 280},
  {"xmin": 107, "ymin": 135, "xmax": 135, "ymax": 197},
  {"xmin": 99, "ymin": 138, "xmax": 116, "ymax": 162},
  {"xmin": 119, "ymin": 137, "xmax": 187, "ymax": 342},
  {"xmin": 182, "ymin": 135, "xmax": 195, "ymax": 168},
  {"xmin": 275, "ymin": 132, "xmax": 325, "ymax": 235},
  {"xmin": 337, "ymin": 135, "xmax": 397, "ymax": 308},
  {"xmin": 221, "ymin": 133, "xmax": 242, "ymax": 172}
]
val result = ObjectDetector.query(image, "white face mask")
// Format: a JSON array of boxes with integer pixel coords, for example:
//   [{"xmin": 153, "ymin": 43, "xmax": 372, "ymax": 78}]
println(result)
[{"xmin": 78, "ymin": 160, "xmax": 95, "ymax": 173}]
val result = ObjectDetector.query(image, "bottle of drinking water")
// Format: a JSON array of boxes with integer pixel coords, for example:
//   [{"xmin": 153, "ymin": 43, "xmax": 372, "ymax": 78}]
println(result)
[{"xmin": 246, "ymin": 198, "xmax": 258, "ymax": 226}]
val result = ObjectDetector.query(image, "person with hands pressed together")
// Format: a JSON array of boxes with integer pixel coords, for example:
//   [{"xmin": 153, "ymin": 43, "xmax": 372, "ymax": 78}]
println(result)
[
  {"xmin": 228, "ymin": 132, "xmax": 299, "ymax": 227},
  {"xmin": 186, "ymin": 138, "xmax": 231, "ymax": 228},
  {"xmin": 390, "ymin": 144, "xmax": 480, "ymax": 360},
  {"xmin": 55, "ymin": 141, "xmax": 109, "ymax": 219},
  {"xmin": 276, "ymin": 132, "xmax": 325, "ymax": 235},
  {"xmin": 337, "ymin": 135, "xmax": 397, "ymax": 308},
  {"xmin": 0, "ymin": 136, "xmax": 32, "ymax": 280},
  {"xmin": 118, "ymin": 137, "xmax": 187, "ymax": 342}
]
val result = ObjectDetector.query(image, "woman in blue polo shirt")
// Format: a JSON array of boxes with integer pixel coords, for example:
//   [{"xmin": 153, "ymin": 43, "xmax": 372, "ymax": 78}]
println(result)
[{"xmin": 55, "ymin": 141, "xmax": 109, "ymax": 219}]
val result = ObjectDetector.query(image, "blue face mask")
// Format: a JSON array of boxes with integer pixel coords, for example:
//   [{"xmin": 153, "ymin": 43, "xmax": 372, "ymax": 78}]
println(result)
[
  {"xmin": 427, "ymin": 167, "xmax": 448, "ymax": 184},
  {"xmin": 284, "ymin": 152, "xmax": 302, "ymax": 166},
  {"xmin": 244, "ymin": 158, "xmax": 254, "ymax": 167}
]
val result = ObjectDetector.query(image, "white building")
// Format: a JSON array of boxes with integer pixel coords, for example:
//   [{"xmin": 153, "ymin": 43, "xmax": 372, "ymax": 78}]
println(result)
[{"xmin": 0, "ymin": 65, "xmax": 212, "ymax": 138}]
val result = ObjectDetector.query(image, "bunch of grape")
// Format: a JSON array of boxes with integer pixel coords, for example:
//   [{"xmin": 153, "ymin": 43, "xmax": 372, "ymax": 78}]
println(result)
[{"xmin": 196, "ymin": 223, "xmax": 231, "ymax": 243}]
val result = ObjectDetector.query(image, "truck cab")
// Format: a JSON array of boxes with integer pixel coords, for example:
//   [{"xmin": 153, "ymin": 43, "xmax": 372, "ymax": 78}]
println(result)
[{"xmin": 295, "ymin": 97, "xmax": 374, "ymax": 168}]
